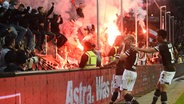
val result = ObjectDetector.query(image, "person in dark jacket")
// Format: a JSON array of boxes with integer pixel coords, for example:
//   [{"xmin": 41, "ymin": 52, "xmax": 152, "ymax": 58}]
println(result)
[
  {"xmin": 13, "ymin": 4, "xmax": 34, "ymax": 51},
  {"xmin": 0, "ymin": 3, "xmax": 26, "ymax": 47},
  {"xmin": 36, "ymin": 2, "xmax": 55, "ymax": 51},
  {"xmin": 50, "ymin": 14, "xmax": 67, "ymax": 48},
  {"xmin": 4, "ymin": 50, "xmax": 28, "ymax": 72},
  {"xmin": 0, "ymin": 34, "xmax": 16, "ymax": 71}
]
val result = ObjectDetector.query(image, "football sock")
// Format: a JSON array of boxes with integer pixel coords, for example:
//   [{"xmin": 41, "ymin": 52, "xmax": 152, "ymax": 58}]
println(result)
[
  {"xmin": 124, "ymin": 93, "xmax": 139, "ymax": 104},
  {"xmin": 111, "ymin": 91, "xmax": 118, "ymax": 102},
  {"xmin": 152, "ymin": 89, "xmax": 161, "ymax": 104},
  {"xmin": 161, "ymin": 91, "xmax": 167, "ymax": 104}
]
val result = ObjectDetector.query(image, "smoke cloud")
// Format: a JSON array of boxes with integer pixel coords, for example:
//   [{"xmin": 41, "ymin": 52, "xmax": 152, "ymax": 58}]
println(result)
[
  {"xmin": 15, "ymin": 0, "xmax": 148, "ymax": 66},
  {"xmin": 17, "ymin": 0, "xmax": 146, "ymax": 30}
]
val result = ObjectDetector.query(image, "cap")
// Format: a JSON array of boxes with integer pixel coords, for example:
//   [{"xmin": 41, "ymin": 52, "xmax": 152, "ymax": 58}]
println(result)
[{"xmin": 2, "ymin": 1, "xmax": 10, "ymax": 9}]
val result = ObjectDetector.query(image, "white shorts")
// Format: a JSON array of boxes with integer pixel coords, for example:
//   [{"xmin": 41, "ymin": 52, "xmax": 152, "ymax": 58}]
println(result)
[
  {"xmin": 121, "ymin": 69, "xmax": 137, "ymax": 91},
  {"xmin": 112, "ymin": 75, "xmax": 123, "ymax": 89},
  {"xmin": 159, "ymin": 71, "xmax": 176, "ymax": 84}
]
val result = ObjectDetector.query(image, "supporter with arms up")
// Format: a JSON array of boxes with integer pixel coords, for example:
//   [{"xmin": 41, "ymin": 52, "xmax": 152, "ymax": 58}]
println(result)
[
  {"xmin": 71, "ymin": 0, "xmax": 85, "ymax": 18},
  {"xmin": 50, "ymin": 14, "xmax": 67, "ymax": 48},
  {"xmin": 131, "ymin": 30, "xmax": 177, "ymax": 104},
  {"xmin": 36, "ymin": 2, "xmax": 55, "ymax": 51}
]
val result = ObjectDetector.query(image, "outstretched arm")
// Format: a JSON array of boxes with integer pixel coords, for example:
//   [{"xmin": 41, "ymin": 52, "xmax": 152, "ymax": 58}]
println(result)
[
  {"xmin": 132, "ymin": 46, "xmax": 157, "ymax": 53},
  {"xmin": 103, "ymin": 59, "xmax": 119, "ymax": 67},
  {"xmin": 46, "ymin": 2, "xmax": 54, "ymax": 17}
]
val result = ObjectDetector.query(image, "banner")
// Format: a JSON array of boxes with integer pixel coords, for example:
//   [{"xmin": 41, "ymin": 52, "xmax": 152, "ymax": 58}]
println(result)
[{"xmin": 0, "ymin": 65, "xmax": 162, "ymax": 104}]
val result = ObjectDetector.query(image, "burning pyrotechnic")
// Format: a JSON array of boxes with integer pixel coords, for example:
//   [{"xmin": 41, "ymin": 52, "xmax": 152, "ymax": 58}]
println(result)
[
  {"xmin": 143, "ymin": 29, "xmax": 146, "ymax": 34},
  {"xmin": 18, "ymin": 0, "xmax": 148, "ymax": 68},
  {"xmin": 107, "ymin": 24, "xmax": 121, "ymax": 46}
]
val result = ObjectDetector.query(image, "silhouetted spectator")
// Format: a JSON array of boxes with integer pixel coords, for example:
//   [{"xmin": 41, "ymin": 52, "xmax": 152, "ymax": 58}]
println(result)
[
  {"xmin": 14, "ymin": 4, "xmax": 35, "ymax": 51},
  {"xmin": 0, "ymin": 1, "xmax": 27, "ymax": 49},
  {"xmin": 71, "ymin": 0, "xmax": 85, "ymax": 18},
  {"xmin": 4, "ymin": 50, "xmax": 29, "ymax": 72},
  {"xmin": 50, "ymin": 14, "xmax": 67, "ymax": 48},
  {"xmin": 36, "ymin": 2, "xmax": 55, "ymax": 51},
  {"xmin": 0, "ymin": 34, "xmax": 16, "ymax": 71}
]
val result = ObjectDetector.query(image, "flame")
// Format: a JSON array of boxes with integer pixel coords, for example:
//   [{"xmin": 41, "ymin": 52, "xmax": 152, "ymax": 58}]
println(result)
[
  {"xmin": 76, "ymin": 38, "xmax": 84, "ymax": 51},
  {"xmin": 107, "ymin": 24, "xmax": 121, "ymax": 46},
  {"xmin": 105, "ymin": 14, "xmax": 121, "ymax": 46},
  {"xmin": 143, "ymin": 29, "xmax": 146, "ymax": 34},
  {"xmin": 77, "ymin": 43, "xmax": 84, "ymax": 51}
]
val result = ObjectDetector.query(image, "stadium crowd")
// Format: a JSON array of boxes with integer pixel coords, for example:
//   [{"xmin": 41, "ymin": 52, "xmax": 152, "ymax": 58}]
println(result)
[{"xmin": 0, "ymin": 0, "xmax": 183, "ymax": 72}]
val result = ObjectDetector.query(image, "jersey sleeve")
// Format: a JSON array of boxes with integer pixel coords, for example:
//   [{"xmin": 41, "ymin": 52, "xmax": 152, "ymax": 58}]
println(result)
[
  {"xmin": 125, "ymin": 49, "xmax": 131, "ymax": 56},
  {"xmin": 154, "ymin": 45, "xmax": 159, "ymax": 52}
]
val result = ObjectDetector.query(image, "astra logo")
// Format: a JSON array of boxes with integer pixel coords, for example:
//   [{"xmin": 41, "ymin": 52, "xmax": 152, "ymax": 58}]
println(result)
[
  {"xmin": 65, "ymin": 81, "xmax": 94, "ymax": 104},
  {"xmin": 96, "ymin": 76, "xmax": 111, "ymax": 101},
  {"xmin": 65, "ymin": 75, "xmax": 114, "ymax": 104}
]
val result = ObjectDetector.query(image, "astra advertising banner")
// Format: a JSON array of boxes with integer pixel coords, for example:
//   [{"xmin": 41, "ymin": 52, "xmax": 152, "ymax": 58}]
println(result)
[{"xmin": 0, "ymin": 65, "xmax": 161, "ymax": 104}]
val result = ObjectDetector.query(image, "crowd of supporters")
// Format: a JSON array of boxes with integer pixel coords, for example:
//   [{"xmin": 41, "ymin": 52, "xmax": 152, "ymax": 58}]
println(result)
[
  {"xmin": 0, "ymin": 0, "xmax": 183, "ymax": 72},
  {"xmin": 0, "ymin": 0, "xmax": 98, "ymax": 71},
  {"xmin": 0, "ymin": 1, "xmax": 65, "ymax": 71}
]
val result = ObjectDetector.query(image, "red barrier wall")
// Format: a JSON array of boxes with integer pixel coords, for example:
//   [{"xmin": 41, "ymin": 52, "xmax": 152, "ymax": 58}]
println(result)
[{"xmin": 0, "ymin": 65, "xmax": 162, "ymax": 104}]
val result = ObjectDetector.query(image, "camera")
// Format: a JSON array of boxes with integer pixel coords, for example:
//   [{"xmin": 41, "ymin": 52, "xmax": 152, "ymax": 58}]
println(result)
[
  {"xmin": 27, "ymin": 56, "xmax": 39, "ymax": 63},
  {"xmin": 25, "ymin": 56, "xmax": 39, "ymax": 70}
]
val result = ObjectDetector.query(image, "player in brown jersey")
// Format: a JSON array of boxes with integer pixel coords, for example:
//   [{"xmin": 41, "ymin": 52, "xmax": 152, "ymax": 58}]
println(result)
[
  {"xmin": 107, "ymin": 35, "xmax": 139, "ymax": 104},
  {"xmin": 132, "ymin": 30, "xmax": 177, "ymax": 104}
]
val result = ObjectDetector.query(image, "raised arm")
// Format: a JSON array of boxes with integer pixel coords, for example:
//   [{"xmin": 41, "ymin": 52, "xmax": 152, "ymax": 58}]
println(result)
[{"xmin": 71, "ymin": 0, "xmax": 78, "ymax": 9}]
